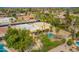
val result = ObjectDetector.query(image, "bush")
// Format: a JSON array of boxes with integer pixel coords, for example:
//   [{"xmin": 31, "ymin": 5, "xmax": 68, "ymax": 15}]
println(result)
[{"xmin": 67, "ymin": 39, "xmax": 73, "ymax": 46}]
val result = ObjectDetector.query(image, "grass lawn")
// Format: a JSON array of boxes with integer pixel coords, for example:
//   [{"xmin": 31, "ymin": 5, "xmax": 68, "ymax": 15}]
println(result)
[{"xmin": 32, "ymin": 39, "xmax": 65, "ymax": 52}]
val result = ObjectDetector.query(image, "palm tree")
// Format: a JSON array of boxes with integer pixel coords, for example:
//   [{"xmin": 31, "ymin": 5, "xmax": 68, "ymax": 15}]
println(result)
[{"xmin": 4, "ymin": 28, "xmax": 34, "ymax": 52}]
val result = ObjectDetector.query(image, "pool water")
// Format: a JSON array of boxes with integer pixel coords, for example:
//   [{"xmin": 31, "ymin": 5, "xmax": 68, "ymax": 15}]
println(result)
[
  {"xmin": 0, "ymin": 43, "xmax": 7, "ymax": 52},
  {"xmin": 75, "ymin": 41, "xmax": 79, "ymax": 47},
  {"xmin": 47, "ymin": 32, "xmax": 55, "ymax": 39}
]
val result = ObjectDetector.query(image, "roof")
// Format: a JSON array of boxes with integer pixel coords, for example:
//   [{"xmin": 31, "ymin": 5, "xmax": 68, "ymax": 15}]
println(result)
[
  {"xmin": 0, "ymin": 17, "xmax": 16, "ymax": 23},
  {"xmin": 12, "ymin": 22, "xmax": 51, "ymax": 32},
  {"xmin": 30, "ymin": 22, "xmax": 51, "ymax": 30}
]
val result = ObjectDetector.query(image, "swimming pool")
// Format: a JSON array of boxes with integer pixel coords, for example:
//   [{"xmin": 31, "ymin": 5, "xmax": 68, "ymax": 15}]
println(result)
[
  {"xmin": 47, "ymin": 32, "xmax": 55, "ymax": 39},
  {"xmin": 0, "ymin": 43, "xmax": 7, "ymax": 52},
  {"xmin": 75, "ymin": 41, "xmax": 79, "ymax": 47}
]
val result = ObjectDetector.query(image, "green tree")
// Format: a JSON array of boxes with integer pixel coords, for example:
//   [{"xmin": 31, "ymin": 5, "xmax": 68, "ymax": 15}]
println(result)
[
  {"xmin": 67, "ymin": 39, "xmax": 73, "ymax": 46},
  {"xmin": 4, "ymin": 28, "xmax": 34, "ymax": 52}
]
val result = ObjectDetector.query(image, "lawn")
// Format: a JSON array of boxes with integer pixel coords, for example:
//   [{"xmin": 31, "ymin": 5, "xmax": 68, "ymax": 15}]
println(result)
[
  {"xmin": 32, "ymin": 33, "xmax": 65, "ymax": 52},
  {"xmin": 39, "ymin": 39, "xmax": 65, "ymax": 52}
]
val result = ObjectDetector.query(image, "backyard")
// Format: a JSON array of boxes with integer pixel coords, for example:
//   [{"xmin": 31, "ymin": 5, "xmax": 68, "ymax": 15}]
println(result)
[{"xmin": 32, "ymin": 33, "xmax": 66, "ymax": 52}]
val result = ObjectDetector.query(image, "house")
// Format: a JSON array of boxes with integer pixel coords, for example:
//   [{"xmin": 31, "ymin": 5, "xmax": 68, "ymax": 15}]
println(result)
[
  {"xmin": 17, "ymin": 15, "xmax": 35, "ymax": 21},
  {"xmin": 12, "ymin": 22, "xmax": 51, "ymax": 32},
  {"xmin": 16, "ymin": 13, "xmax": 36, "ymax": 22},
  {"xmin": 0, "ymin": 17, "xmax": 16, "ymax": 24},
  {"xmin": 0, "ymin": 12, "xmax": 7, "ymax": 17}
]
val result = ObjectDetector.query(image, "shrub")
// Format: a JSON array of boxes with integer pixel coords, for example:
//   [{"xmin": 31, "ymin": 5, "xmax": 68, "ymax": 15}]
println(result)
[{"xmin": 67, "ymin": 39, "xmax": 73, "ymax": 46}]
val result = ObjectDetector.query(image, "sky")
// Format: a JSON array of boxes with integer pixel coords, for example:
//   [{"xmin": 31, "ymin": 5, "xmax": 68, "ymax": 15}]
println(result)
[{"xmin": 0, "ymin": 0, "xmax": 79, "ymax": 7}]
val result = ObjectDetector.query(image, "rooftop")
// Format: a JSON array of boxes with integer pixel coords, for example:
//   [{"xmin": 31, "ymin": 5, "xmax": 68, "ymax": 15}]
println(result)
[{"xmin": 12, "ymin": 22, "xmax": 51, "ymax": 32}]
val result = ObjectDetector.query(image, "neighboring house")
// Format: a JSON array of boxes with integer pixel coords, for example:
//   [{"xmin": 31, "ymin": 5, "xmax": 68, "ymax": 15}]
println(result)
[
  {"xmin": 0, "ymin": 12, "xmax": 7, "ymax": 17},
  {"xmin": 16, "ymin": 13, "xmax": 35, "ymax": 22},
  {"xmin": 0, "ymin": 17, "xmax": 16, "ymax": 24}
]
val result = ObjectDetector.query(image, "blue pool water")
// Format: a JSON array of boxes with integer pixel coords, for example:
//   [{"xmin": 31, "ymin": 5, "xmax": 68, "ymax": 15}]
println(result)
[
  {"xmin": 0, "ymin": 43, "xmax": 7, "ymax": 52},
  {"xmin": 47, "ymin": 32, "xmax": 55, "ymax": 39},
  {"xmin": 75, "ymin": 41, "xmax": 79, "ymax": 47}
]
